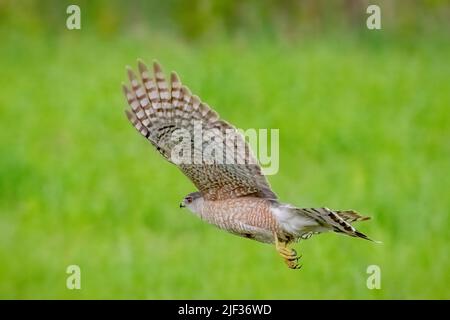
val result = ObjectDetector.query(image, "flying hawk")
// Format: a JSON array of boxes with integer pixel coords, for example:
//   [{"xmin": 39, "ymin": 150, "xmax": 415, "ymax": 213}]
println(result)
[{"xmin": 122, "ymin": 60, "xmax": 375, "ymax": 269}]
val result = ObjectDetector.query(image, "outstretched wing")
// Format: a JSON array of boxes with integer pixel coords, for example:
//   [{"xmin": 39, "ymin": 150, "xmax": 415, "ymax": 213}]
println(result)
[{"xmin": 123, "ymin": 60, "xmax": 277, "ymax": 201}]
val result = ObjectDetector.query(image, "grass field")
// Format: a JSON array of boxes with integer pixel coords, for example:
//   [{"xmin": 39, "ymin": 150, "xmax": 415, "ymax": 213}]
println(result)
[{"xmin": 0, "ymin": 25, "xmax": 449, "ymax": 299}]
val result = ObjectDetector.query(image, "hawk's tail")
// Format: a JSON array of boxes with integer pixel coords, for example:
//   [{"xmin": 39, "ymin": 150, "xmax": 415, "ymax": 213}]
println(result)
[
  {"xmin": 296, "ymin": 207, "xmax": 379, "ymax": 243},
  {"xmin": 335, "ymin": 209, "xmax": 371, "ymax": 224}
]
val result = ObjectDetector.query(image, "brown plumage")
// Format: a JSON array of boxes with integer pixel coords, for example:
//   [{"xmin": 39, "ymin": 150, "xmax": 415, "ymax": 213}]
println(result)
[{"xmin": 122, "ymin": 60, "xmax": 376, "ymax": 269}]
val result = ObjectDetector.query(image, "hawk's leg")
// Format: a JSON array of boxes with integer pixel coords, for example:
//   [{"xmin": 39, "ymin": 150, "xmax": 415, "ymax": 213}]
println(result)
[{"xmin": 274, "ymin": 233, "xmax": 302, "ymax": 270}]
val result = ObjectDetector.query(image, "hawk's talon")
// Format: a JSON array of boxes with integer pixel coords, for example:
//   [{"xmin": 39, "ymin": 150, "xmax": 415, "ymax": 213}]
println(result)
[
  {"xmin": 284, "ymin": 259, "xmax": 301, "ymax": 269},
  {"xmin": 274, "ymin": 232, "xmax": 302, "ymax": 270}
]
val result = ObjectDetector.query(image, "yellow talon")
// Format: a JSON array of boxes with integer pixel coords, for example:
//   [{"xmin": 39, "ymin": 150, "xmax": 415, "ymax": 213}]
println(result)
[{"xmin": 274, "ymin": 233, "xmax": 302, "ymax": 269}]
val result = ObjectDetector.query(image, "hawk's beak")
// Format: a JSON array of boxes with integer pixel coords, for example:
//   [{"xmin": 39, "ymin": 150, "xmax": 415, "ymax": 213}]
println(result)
[{"xmin": 179, "ymin": 203, "xmax": 185, "ymax": 208}]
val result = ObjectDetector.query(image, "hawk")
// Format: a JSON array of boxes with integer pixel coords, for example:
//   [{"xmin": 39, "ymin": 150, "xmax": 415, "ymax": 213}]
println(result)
[{"xmin": 122, "ymin": 60, "xmax": 375, "ymax": 269}]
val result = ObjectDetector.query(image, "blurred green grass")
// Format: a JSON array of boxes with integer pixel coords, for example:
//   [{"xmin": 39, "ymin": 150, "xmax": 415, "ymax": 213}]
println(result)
[{"xmin": 0, "ymin": 26, "xmax": 449, "ymax": 299}]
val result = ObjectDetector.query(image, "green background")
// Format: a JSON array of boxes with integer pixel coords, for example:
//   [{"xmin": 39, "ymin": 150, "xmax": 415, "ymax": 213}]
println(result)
[{"xmin": 0, "ymin": 0, "xmax": 449, "ymax": 299}]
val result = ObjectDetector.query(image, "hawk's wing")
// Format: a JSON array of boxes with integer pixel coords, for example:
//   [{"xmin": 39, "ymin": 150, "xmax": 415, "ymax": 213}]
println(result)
[{"xmin": 123, "ymin": 60, "xmax": 277, "ymax": 201}]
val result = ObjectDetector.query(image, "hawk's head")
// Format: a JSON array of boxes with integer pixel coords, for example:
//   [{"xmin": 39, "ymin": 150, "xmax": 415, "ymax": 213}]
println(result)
[{"xmin": 180, "ymin": 192, "xmax": 203, "ymax": 213}]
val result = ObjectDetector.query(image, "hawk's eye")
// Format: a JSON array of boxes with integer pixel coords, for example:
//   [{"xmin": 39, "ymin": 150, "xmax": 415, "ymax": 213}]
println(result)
[{"xmin": 186, "ymin": 197, "xmax": 193, "ymax": 203}]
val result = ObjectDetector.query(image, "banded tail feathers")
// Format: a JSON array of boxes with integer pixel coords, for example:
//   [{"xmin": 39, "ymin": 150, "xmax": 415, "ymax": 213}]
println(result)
[{"xmin": 296, "ymin": 207, "xmax": 380, "ymax": 243}]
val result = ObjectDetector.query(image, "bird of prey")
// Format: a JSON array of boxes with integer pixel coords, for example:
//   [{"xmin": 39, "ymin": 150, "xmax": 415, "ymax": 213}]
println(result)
[{"xmin": 122, "ymin": 60, "xmax": 375, "ymax": 269}]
